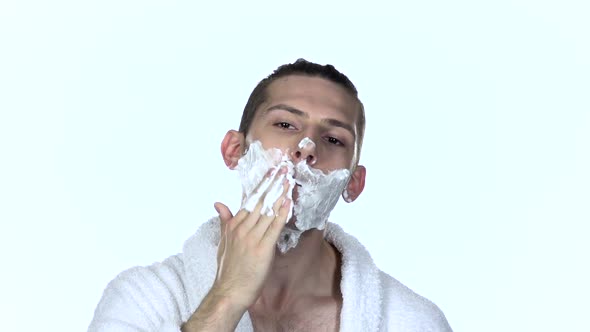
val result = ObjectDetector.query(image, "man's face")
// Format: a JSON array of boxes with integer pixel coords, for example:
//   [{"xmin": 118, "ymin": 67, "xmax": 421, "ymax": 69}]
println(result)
[
  {"xmin": 247, "ymin": 75, "xmax": 360, "ymax": 172},
  {"xmin": 225, "ymin": 74, "xmax": 365, "ymax": 252}
]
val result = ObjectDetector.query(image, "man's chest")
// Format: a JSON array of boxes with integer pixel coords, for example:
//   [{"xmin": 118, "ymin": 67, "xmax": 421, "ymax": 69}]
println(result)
[{"xmin": 249, "ymin": 300, "xmax": 341, "ymax": 332}]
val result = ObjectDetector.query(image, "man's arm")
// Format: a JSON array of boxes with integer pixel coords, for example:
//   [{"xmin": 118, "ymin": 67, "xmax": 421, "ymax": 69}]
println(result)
[
  {"xmin": 88, "ymin": 257, "xmax": 190, "ymax": 332},
  {"xmin": 89, "ymin": 169, "xmax": 290, "ymax": 331},
  {"xmin": 180, "ymin": 292, "xmax": 243, "ymax": 332},
  {"xmin": 181, "ymin": 170, "xmax": 292, "ymax": 331}
]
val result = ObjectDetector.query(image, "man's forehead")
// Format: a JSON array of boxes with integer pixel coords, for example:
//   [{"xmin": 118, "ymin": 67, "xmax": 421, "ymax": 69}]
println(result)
[
  {"xmin": 267, "ymin": 75, "xmax": 355, "ymax": 102},
  {"xmin": 262, "ymin": 75, "xmax": 360, "ymax": 122}
]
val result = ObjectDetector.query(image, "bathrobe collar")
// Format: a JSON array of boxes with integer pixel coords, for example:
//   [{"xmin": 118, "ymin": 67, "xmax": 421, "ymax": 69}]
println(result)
[{"xmin": 182, "ymin": 217, "xmax": 383, "ymax": 331}]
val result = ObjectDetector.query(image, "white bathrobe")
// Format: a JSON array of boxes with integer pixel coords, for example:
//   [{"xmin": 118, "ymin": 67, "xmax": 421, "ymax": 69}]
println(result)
[{"xmin": 89, "ymin": 218, "xmax": 452, "ymax": 332}]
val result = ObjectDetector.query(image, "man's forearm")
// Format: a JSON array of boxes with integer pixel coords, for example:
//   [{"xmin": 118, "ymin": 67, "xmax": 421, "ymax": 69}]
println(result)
[{"xmin": 181, "ymin": 291, "xmax": 247, "ymax": 332}]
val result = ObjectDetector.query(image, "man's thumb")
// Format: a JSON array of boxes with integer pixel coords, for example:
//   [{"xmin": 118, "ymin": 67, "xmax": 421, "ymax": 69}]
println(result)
[{"xmin": 214, "ymin": 202, "xmax": 233, "ymax": 223}]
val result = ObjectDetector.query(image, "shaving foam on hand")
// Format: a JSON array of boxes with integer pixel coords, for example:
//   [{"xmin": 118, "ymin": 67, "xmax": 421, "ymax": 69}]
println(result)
[
  {"xmin": 237, "ymin": 142, "xmax": 296, "ymax": 219},
  {"xmin": 236, "ymin": 139, "xmax": 350, "ymax": 253}
]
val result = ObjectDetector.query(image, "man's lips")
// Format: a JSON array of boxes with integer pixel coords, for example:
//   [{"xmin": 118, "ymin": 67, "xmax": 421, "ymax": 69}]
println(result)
[
  {"xmin": 291, "ymin": 183, "xmax": 301, "ymax": 202},
  {"xmin": 292, "ymin": 172, "xmax": 303, "ymax": 187}
]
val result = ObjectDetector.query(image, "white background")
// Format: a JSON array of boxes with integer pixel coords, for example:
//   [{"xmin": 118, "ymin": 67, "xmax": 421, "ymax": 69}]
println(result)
[{"xmin": 1, "ymin": 1, "xmax": 589, "ymax": 331}]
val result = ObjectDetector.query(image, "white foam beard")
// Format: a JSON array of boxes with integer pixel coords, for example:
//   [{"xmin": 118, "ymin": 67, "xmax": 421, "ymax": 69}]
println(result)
[{"xmin": 236, "ymin": 140, "xmax": 350, "ymax": 253}]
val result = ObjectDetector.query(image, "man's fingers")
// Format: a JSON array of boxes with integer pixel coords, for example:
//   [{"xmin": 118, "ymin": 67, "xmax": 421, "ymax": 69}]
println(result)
[
  {"xmin": 272, "ymin": 177, "xmax": 291, "ymax": 214},
  {"xmin": 250, "ymin": 176, "xmax": 291, "ymax": 239},
  {"xmin": 214, "ymin": 202, "xmax": 230, "ymax": 262},
  {"xmin": 261, "ymin": 198, "xmax": 291, "ymax": 247},
  {"xmin": 242, "ymin": 168, "xmax": 276, "ymax": 212},
  {"xmin": 238, "ymin": 166, "xmax": 286, "ymax": 231},
  {"xmin": 261, "ymin": 173, "xmax": 287, "ymax": 216},
  {"xmin": 239, "ymin": 170, "xmax": 283, "ymax": 231},
  {"xmin": 215, "ymin": 201, "xmax": 249, "ymax": 234},
  {"xmin": 215, "ymin": 202, "xmax": 233, "ymax": 223},
  {"xmin": 237, "ymin": 198, "xmax": 264, "ymax": 233},
  {"xmin": 249, "ymin": 168, "xmax": 275, "ymax": 194}
]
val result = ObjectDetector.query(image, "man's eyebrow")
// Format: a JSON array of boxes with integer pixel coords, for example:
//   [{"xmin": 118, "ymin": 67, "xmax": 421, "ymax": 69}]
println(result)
[
  {"xmin": 264, "ymin": 104, "xmax": 309, "ymax": 118},
  {"xmin": 322, "ymin": 118, "xmax": 356, "ymax": 139},
  {"xmin": 265, "ymin": 103, "xmax": 356, "ymax": 138}
]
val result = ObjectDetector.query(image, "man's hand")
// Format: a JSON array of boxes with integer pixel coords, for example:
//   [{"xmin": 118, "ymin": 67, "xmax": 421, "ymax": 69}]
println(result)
[{"xmin": 182, "ymin": 167, "xmax": 292, "ymax": 332}]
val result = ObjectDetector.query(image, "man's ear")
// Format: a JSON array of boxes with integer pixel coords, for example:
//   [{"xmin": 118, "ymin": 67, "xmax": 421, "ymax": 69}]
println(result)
[
  {"xmin": 343, "ymin": 165, "xmax": 366, "ymax": 203},
  {"xmin": 221, "ymin": 130, "xmax": 246, "ymax": 169}
]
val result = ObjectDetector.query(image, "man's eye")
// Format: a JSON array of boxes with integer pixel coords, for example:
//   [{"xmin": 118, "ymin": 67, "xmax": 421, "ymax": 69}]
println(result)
[
  {"xmin": 276, "ymin": 122, "xmax": 294, "ymax": 129},
  {"xmin": 327, "ymin": 137, "xmax": 344, "ymax": 146}
]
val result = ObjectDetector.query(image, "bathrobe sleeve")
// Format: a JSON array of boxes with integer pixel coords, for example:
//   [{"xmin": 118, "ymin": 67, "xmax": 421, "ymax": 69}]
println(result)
[
  {"xmin": 379, "ymin": 272, "xmax": 453, "ymax": 332},
  {"xmin": 88, "ymin": 255, "xmax": 193, "ymax": 332}
]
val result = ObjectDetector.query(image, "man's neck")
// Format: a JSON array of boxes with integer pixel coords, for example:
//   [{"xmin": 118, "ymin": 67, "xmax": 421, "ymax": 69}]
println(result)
[{"xmin": 251, "ymin": 228, "xmax": 342, "ymax": 314}]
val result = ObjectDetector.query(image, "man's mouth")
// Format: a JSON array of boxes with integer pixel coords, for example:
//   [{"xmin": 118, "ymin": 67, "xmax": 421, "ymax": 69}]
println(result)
[
  {"xmin": 292, "ymin": 170, "xmax": 304, "ymax": 187},
  {"xmin": 291, "ymin": 182, "xmax": 301, "ymax": 202}
]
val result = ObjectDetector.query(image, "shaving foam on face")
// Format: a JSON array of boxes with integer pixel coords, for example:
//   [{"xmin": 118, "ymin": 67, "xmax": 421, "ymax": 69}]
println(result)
[
  {"xmin": 342, "ymin": 189, "xmax": 352, "ymax": 203},
  {"xmin": 235, "ymin": 139, "xmax": 351, "ymax": 253},
  {"xmin": 298, "ymin": 136, "xmax": 315, "ymax": 149},
  {"xmin": 236, "ymin": 141, "xmax": 296, "ymax": 218},
  {"xmin": 292, "ymin": 161, "xmax": 349, "ymax": 233},
  {"xmin": 297, "ymin": 137, "xmax": 317, "ymax": 165}
]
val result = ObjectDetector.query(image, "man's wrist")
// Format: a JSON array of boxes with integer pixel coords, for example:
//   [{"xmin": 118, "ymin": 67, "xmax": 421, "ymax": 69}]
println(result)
[{"xmin": 182, "ymin": 290, "xmax": 247, "ymax": 332}]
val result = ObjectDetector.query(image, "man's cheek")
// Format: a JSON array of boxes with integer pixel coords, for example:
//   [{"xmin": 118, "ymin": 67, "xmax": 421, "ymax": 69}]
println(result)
[{"xmin": 236, "ymin": 140, "xmax": 296, "ymax": 219}]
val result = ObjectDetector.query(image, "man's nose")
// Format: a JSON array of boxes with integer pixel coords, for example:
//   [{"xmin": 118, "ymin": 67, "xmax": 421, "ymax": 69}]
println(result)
[{"xmin": 291, "ymin": 137, "xmax": 317, "ymax": 165}]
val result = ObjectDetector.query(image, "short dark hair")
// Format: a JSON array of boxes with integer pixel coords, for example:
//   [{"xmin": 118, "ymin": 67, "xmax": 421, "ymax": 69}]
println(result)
[{"xmin": 239, "ymin": 58, "xmax": 366, "ymax": 164}]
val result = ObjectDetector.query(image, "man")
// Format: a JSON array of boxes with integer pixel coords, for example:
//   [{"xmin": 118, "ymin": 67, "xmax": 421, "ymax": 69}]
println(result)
[{"xmin": 89, "ymin": 59, "xmax": 452, "ymax": 331}]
